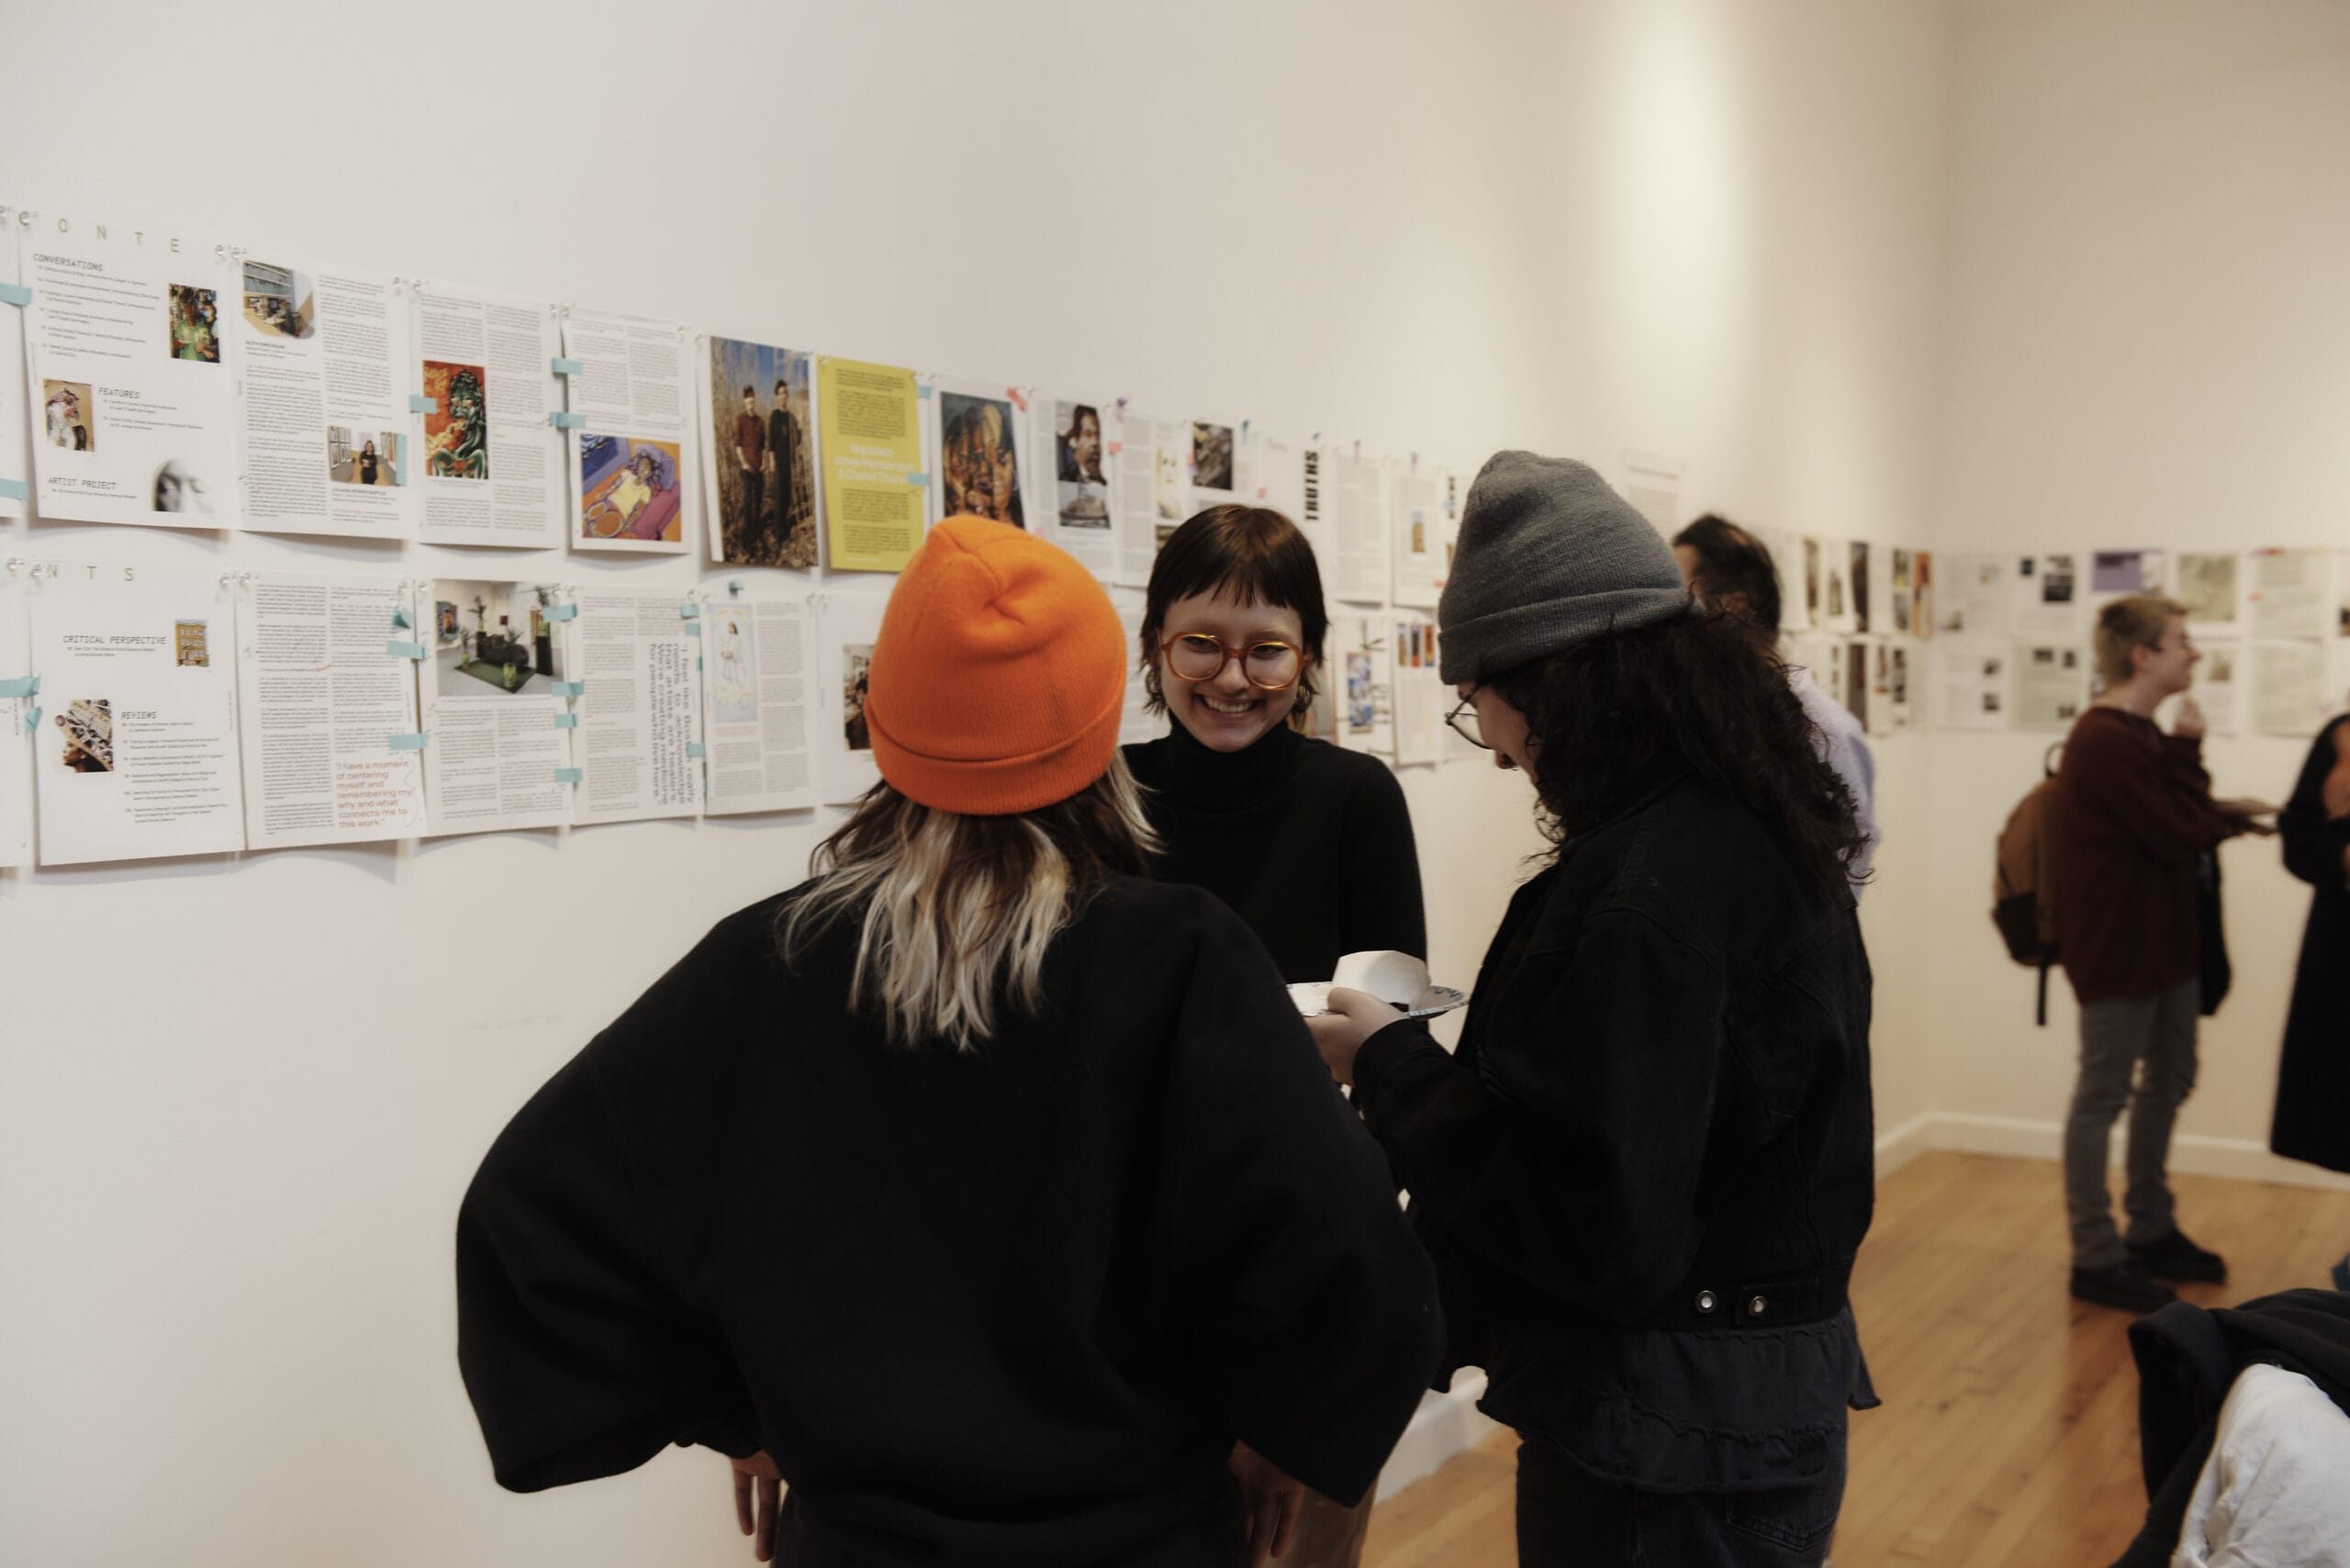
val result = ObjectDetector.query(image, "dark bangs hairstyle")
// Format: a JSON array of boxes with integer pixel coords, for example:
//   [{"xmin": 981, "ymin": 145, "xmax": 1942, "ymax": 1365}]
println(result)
[
  {"xmin": 1672, "ymin": 514, "xmax": 1783, "ymax": 637},
  {"xmin": 1139, "ymin": 504, "xmax": 1328, "ymax": 717},
  {"xmin": 1485, "ymin": 613, "xmax": 1869, "ymax": 901}
]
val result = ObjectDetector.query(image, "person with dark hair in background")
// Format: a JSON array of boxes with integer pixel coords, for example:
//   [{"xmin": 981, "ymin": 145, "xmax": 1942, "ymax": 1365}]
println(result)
[
  {"xmin": 1309, "ymin": 454, "xmax": 1878, "ymax": 1568},
  {"xmin": 1121, "ymin": 502, "xmax": 1427, "ymax": 1567},
  {"xmin": 1673, "ymin": 513, "xmax": 1877, "ymax": 890},
  {"xmin": 456, "ymin": 516, "xmax": 1441, "ymax": 1568},
  {"xmin": 2270, "ymin": 713, "xmax": 2350, "ymax": 1273}
]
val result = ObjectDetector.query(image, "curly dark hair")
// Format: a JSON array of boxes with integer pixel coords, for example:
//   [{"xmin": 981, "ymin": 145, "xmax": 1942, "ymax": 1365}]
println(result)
[{"xmin": 1486, "ymin": 611, "xmax": 1868, "ymax": 901}]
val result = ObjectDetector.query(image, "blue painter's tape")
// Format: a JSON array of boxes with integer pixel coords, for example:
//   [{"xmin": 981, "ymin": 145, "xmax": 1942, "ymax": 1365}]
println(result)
[
  {"xmin": 545, "ymin": 602, "xmax": 578, "ymax": 621},
  {"xmin": 686, "ymin": 741, "xmax": 706, "ymax": 758},
  {"xmin": 387, "ymin": 733, "xmax": 428, "ymax": 751},
  {"xmin": 916, "ymin": 383, "xmax": 932, "ymax": 398},
  {"xmin": 26, "ymin": 706, "xmax": 41, "ymax": 729},
  {"xmin": 548, "ymin": 410, "xmax": 587, "ymax": 430},
  {"xmin": 408, "ymin": 394, "xmax": 438, "ymax": 414},
  {"xmin": 0, "ymin": 675, "xmax": 37, "ymax": 699},
  {"xmin": 550, "ymin": 356, "xmax": 583, "ymax": 375},
  {"xmin": 726, "ymin": 578, "xmax": 744, "ymax": 595},
  {"xmin": 683, "ymin": 622, "xmax": 701, "ymax": 637},
  {"xmin": 391, "ymin": 607, "xmax": 413, "ymax": 629},
  {"xmin": 678, "ymin": 601, "xmax": 699, "ymax": 619},
  {"xmin": 386, "ymin": 639, "xmax": 428, "ymax": 659},
  {"xmin": 552, "ymin": 679, "xmax": 586, "ymax": 697},
  {"xmin": 905, "ymin": 471, "xmax": 928, "ymax": 487},
  {"xmin": 0, "ymin": 477, "xmax": 28, "ymax": 501},
  {"xmin": 554, "ymin": 767, "xmax": 584, "ymax": 784},
  {"xmin": 553, "ymin": 712, "xmax": 578, "ymax": 729},
  {"xmin": 0, "ymin": 283, "xmax": 31, "ymax": 307}
]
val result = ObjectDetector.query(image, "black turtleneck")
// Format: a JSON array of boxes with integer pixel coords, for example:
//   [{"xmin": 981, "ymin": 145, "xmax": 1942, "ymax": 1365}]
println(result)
[{"xmin": 1123, "ymin": 721, "xmax": 1427, "ymax": 984}]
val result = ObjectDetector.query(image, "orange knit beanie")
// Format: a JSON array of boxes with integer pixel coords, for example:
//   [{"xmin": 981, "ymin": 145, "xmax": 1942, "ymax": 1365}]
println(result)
[{"xmin": 866, "ymin": 515, "xmax": 1127, "ymax": 815}]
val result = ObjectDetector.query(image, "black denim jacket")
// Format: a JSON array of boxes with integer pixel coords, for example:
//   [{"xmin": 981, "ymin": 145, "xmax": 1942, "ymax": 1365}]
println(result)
[{"xmin": 1354, "ymin": 767, "xmax": 1879, "ymax": 1492}]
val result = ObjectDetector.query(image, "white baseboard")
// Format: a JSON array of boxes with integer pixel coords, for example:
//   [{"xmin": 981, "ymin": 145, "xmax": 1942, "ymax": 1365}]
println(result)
[
  {"xmin": 1374, "ymin": 1372, "xmax": 1503, "ymax": 1503},
  {"xmin": 1874, "ymin": 1112, "xmax": 1937, "ymax": 1176},
  {"xmin": 1923, "ymin": 1112, "xmax": 2350, "ymax": 1191}
]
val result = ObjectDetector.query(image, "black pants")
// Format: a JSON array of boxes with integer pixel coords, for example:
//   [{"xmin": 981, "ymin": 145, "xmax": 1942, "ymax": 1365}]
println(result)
[
  {"xmin": 1514, "ymin": 1433, "xmax": 1845, "ymax": 1566},
  {"xmin": 740, "ymin": 467, "xmax": 767, "ymax": 553}
]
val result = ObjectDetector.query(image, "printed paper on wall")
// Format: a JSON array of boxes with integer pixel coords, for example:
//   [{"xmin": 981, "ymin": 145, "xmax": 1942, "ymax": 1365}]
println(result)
[
  {"xmin": 700, "ymin": 590, "xmax": 821, "ymax": 816},
  {"xmin": 412, "ymin": 283, "xmax": 565, "ymax": 548},
  {"xmin": 235, "ymin": 573, "xmax": 427, "ymax": 850},
  {"xmin": 563, "ymin": 308, "xmax": 693, "ymax": 555},
  {"xmin": 418, "ymin": 577, "xmax": 572, "ymax": 834},
  {"xmin": 28, "ymin": 566, "xmax": 246, "ymax": 865},
  {"xmin": 21, "ymin": 216, "xmax": 239, "ymax": 530},
  {"xmin": 815, "ymin": 357, "xmax": 925, "ymax": 573},
  {"xmin": 704, "ymin": 336, "xmax": 819, "ymax": 570},
  {"xmin": 232, "ymin": 254, "xmax": 415, "ymax": 541}
]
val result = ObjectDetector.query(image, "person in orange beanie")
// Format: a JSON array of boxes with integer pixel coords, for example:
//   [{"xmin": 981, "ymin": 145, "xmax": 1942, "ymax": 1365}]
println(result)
[
  {"xmin": 864, "ymin": 514, "xmax": 1129, "ymax": 814},
  {"xmin": 456, "ymin": 514, "xmax": 1443, "ymax": 1568}
]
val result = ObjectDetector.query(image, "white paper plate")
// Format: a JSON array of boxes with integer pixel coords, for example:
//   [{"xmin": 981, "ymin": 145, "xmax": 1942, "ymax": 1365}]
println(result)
[{"xmin": 1288, "ymin": 982, "xmax": 1469, "ymax": 1020}]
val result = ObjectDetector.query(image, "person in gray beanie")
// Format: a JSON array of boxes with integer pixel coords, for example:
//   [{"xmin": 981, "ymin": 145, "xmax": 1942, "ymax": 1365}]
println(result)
[
  {"xmin": 1434, "ymin": 451, "xmax": 1695, "ymax": 683},
  {"xmin": 1307, "ymin": 451, "xmax": 1879, "ymax": 1567}
]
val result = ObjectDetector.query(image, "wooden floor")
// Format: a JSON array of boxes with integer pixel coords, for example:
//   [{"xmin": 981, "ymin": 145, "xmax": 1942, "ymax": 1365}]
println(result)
[{"xmin": 1363, "ymin": 1150, "xmax": 2350, "ymax": 1567}]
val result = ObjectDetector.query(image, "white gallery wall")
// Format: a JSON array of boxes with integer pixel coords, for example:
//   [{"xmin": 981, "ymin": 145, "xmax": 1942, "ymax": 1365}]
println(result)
[
  {"xmin": 1921, "ymin": 0, "xmax": 2350, "ymax": 1182},
  {"xmin": 6, "ymin": 2, "xmax": 1953, "ymax": 1563}
]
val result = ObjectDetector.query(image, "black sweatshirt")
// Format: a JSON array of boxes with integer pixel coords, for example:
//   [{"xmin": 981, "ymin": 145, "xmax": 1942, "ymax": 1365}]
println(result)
[
  {"xmin": 1352, "ymin": 768, "xmax": 1877, "ymax": 1491},
  {"xmin": 456, "ymin": 875, "xmax": 1442, "ymax": 1565},
  {"xmin": 1123, "ymin": 722, "xmax": 1426, "ymax": 984}
]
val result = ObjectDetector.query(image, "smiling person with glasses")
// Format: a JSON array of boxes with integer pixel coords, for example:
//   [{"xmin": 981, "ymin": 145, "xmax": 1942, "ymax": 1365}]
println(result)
[
  {"xmin": 1306, "ymin": 454, "xmax": 1879, "ymax": 1568},
  {"xmin": 1122, "ymin": 503, "xmax": 1427, "ymax": 1568},
  {"xmin": 1125, "ymin": 505, "xmax": 1426, "ymax": 991}
]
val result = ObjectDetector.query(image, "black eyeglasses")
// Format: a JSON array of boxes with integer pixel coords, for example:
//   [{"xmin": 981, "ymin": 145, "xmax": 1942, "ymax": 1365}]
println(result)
[{"xmin": 1445, "ymin": 689, "xmax": 1490, "ymax": 749}]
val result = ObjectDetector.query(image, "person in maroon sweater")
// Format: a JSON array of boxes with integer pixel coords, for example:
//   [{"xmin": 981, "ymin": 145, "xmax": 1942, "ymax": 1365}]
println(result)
[
  {"xmin": 2048, "ymin": 594, "xmax": 2273, "ymax": 1313},
  {"xmin": 733, "ymin": 386, "xmax": 767, "ymax": 553}
]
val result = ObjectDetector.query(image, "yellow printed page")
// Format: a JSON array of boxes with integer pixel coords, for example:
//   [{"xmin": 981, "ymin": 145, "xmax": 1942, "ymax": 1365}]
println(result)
[{"xmin": 816, "ymin": 358, "xmax": 925, "ymax": 572}]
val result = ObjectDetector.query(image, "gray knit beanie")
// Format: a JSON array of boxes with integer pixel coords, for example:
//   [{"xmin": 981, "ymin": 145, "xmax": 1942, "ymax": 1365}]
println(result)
[{"xmin": 1437, "ymin": 451, "xmax": 1694, "ymax": 684}]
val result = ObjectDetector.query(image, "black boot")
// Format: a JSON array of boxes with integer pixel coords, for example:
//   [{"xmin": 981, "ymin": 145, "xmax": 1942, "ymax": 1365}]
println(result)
[
  {"xmin": 2127, "ymin": 1229, "xmax": 2227, "ymax": 1283},
  {"xmin": 2070, "ymin": 1260, "xmax": 2177, "ymax": 1314}
]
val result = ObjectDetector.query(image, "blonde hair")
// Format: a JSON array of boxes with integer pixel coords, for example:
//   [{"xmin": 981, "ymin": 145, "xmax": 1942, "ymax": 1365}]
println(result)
[
  {"xmin": 778, "ymin": 758, "xmax": 1158, "ymax": 1050},
  {"xmin": 2094, "ymin": 594, "xmax": 2188, "ymax": 688}
]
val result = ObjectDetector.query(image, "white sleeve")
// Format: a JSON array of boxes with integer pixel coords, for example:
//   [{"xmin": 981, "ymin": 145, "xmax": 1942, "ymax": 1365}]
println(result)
[{"xmin": 2171, "ymin": 1363, "xmax": 2350, "ymax": 1568}]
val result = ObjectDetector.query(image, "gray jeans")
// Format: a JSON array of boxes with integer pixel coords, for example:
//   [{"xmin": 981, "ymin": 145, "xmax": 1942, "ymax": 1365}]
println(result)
[{"xmin": 2065, "ymin": 977, "xmax": 2199, "ymax": 1269}]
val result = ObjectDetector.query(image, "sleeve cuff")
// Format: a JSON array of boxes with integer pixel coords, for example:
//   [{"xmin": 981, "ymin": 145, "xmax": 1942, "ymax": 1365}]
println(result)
[
  {"xmin": 1353, "ymin": 1018, "xmax": 1442, "ymax": 1107},
  {"xmin": 673, "ymin": 1403, "xmax": 762, "ymax": 1460}
]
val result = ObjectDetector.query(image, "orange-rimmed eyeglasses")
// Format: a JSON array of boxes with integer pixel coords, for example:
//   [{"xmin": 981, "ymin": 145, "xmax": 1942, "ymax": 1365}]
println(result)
[{"xmin": 1160, "ymin": 632, "xmax": 1308, "ymax": 690}]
